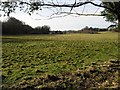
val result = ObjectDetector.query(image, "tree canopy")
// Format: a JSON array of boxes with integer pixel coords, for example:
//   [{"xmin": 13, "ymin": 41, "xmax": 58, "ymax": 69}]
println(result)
[
  {"xmin": 0, "ymin": 0, "xmax": 120, "ymax": 30},
  {"xmin": 101, "ymin": 2, "xmax": 120, "ymax": 23}
]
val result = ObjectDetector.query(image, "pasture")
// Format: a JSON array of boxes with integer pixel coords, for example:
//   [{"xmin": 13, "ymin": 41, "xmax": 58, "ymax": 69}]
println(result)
[{"xmin": 2, "ymin": 32, "xmax": 119, "ymax": 89}]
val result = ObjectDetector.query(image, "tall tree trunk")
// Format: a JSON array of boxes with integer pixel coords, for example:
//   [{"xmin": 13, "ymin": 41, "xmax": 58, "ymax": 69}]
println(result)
[
  {"xmin": 118, "ymin": 20, "xmax": 120, "ymax": 32},
  {"xmin": 118, "ymin": 14, "xmax": 120, "ymax": 32},
  {"xmin": 118, "ymin": 14, "xmax": 120, "ymax": 60}
]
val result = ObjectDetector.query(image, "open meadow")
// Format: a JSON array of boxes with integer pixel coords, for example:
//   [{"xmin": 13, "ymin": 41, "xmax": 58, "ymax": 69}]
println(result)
[{"xmin": 2, "ymin": 32, "xmax": 119, "ymax": 89}]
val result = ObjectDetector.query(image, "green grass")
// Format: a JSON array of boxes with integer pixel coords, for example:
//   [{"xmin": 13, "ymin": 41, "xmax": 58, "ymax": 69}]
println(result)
[{"xmin": 2, "ymin": 32, "xmax": 118, "ymax": 89}]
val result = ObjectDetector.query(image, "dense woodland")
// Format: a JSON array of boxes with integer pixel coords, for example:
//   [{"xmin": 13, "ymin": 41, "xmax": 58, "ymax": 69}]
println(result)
[{"xmin": 2, "ymin": 17, "xmax": 50, "ymax": 35}]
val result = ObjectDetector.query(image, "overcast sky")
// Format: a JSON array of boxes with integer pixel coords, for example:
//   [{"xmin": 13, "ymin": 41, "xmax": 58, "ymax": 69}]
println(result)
[{"xmin": 0, "ymin": 0, "xmax": 112, "ymax": 31}]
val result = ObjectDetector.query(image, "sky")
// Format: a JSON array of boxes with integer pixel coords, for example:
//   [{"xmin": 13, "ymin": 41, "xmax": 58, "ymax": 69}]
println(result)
[{"xmin": 0, "ymin": 0, "xmax": 113, "ymax": 31}]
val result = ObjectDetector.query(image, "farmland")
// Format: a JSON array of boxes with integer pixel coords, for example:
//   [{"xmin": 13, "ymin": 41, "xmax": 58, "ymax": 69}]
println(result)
[{"xmin": 1, "ymin": 32, "xmax": 119, "ymax": 89}]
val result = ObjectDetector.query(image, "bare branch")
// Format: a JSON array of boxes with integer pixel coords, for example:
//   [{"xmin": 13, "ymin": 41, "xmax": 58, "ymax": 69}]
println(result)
[
  {"xmin": 70, "ymin": 0, "xmax": 76, "ymax": 12},
  {"xmin": 94, "ymin": 7, "xmax": 100, "ymax": 14},
  {"xmin": 18, "ymin": 1, "xmax": 116, "ymax": 14},
  {"xmin": 88, "ymin": 2, "xmax": 116, "ymax": 13},
  {"xmin": 60, "ymin": 12, "xmax": 101, "ymax": 16},
  {"xmin": 0, "ymin": 0, "xmax": 119, "ymax": 18},
  {"xmin": 82, "ymin": 5, "xmax": 85, "ymax": 14}
]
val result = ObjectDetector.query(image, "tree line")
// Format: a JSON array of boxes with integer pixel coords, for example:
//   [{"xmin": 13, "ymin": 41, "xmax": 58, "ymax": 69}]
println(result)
[
  {"xmin": 2, "ymin": 17, "xmax": 117, "ymax": 35},
  {"xmin": 2, "ymin": 17, "xmax": 50, "ymax": 35}
]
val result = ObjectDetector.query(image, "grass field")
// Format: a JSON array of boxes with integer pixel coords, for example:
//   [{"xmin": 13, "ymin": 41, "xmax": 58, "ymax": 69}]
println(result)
[{"xmin": 1, "ymin": 32, "xmax": 119, "ymax": 89}]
